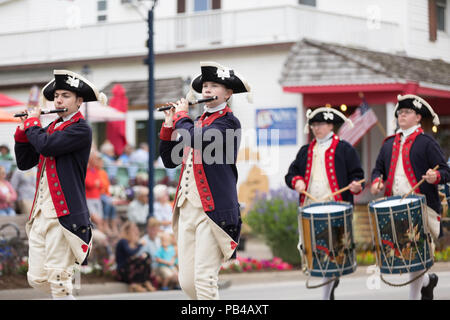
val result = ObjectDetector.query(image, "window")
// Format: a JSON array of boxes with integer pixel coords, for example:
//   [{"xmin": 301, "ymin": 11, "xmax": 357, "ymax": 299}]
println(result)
[
  {"xmin": 299, "ymin": 0, "xmax": 316, "ymax": 7},
  {"xmin": 194, "ymin": 0, "xmax": 210, "ymax": 12},
  {"xmin": 97, "ymin": 0, "xmax": 108, "ymax": 23},
  {"xmin": 437, "ymin": 0, "xmax": 447, "ymax": 31}
]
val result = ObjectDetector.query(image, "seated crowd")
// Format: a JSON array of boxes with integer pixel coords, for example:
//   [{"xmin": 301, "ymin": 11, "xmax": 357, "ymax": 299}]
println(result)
[{"xmin": 0, "ymin": 140, "xmax": 179, "ymax": 292}]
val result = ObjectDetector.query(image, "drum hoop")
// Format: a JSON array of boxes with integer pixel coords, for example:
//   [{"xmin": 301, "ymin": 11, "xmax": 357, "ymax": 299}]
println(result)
[
  {"xmin": 368, "ymin": 195, "xmax": 425, "ymax": 213},
  {"xmin": 300, "ymin": 201, "xmax": 353, "ymax": 218}
]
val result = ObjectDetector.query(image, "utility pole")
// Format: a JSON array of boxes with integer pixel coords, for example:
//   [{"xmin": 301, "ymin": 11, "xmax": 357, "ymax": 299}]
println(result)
[{"xmin": 147, "ymin": 0, "xmax": 158, "ymax": 220}]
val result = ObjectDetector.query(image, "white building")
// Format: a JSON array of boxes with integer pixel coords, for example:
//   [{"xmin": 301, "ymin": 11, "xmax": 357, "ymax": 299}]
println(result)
[{"xmin": 0, "ymin": 0, "xmax": 449, "ymax": 207}]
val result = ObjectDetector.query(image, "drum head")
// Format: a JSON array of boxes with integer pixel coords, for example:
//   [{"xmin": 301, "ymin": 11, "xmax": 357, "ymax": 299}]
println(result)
[
  {"xmin": 300, "ymin": 201, "xmax": 352, "ymax": 219},
  {"xmin": 369, "ymin": 195, "xmax": 425, "ymax": 213}
]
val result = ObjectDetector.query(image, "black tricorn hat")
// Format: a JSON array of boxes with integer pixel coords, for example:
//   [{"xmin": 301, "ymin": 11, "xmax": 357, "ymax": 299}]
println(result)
[
  {"xmin": 190, "ymin": 61, "xmax": 251, "ymax": 95},
  {"xmin": 304, "ymin": 107, "xmax": 353, "ymax": 133},
  {"xmin": 394, "ymin": 94, "xmax": 439, "ymax": 126},
  {"xmin": 42, "ymin": 70, "xmax": 107, "ymax": 105}
]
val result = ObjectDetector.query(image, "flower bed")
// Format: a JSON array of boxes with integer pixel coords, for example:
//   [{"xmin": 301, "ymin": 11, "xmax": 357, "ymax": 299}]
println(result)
[{"xmin": 220, "ymin": 256, "xmax": 293, "ymax": 274}]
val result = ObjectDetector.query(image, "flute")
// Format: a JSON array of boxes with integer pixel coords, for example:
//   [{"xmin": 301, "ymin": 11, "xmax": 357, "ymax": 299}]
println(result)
[
  {"xmin": 157, "ymin": 96, "xmax": 218, "ymax": 112},
  {"xmin": 14, "ymin": 108, "xmax": 68, "ymax": 117}
]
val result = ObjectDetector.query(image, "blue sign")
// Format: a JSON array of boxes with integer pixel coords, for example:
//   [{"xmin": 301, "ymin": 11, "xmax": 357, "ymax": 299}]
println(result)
[{"xmin": 256, "ymin": 107, "xmax": 297, "ymax": 146}]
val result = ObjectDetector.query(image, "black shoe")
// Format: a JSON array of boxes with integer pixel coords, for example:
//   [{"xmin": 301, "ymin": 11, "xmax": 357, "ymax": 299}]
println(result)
[
  {"xmin": 330, "ymin": 278, "xmax": 340, "ymax": 300},
  {"xmin": 421, "ymin": 273, "xmax": 438, "ymax": 300}
]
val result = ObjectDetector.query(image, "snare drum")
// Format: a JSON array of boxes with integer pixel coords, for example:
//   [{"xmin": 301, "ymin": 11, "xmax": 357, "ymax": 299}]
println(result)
[
  {"xmin": 298, "ymin": 202, "xmax": 356, "ymax": 278},
  {"xmin": 368, "ymin": 195, "xmax": 433, "ymax": 274}
]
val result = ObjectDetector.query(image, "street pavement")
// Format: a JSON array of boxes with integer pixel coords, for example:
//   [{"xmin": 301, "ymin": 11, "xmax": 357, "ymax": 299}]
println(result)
[{"xmin": 1, "ymin": 237, "xmax": 449, "ymax": 300}]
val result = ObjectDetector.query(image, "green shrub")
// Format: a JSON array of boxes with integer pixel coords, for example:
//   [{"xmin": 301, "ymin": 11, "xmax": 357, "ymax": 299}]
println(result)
[{"xmin": 244, "ymin": 188, "xmax": 301, "ymax": 265}]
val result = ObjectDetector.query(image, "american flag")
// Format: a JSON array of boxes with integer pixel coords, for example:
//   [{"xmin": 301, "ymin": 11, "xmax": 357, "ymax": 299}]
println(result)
[{"xmin": 338, "ymin": 99, "xmax": 378, "ymax": 146}]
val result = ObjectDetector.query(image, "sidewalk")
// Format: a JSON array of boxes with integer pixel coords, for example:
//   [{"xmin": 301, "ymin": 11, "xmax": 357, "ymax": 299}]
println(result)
[{"xmin": 1, "ymin": 236, "xmax": 449, "ymax": 300}]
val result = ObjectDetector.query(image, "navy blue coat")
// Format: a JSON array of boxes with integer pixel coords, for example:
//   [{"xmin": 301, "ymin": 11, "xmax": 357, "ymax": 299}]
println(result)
[
  {"xmin": 159, "ymin": 107, "xmax": 241, "ymax": 248},
  {"xmin": 285, "ymin": 134, "xmax": 364, "ymax": 205},
  {"xmin": 371, "ymin": 131, "xmax": 450, "ymax": 215},
  {"xmin": 14, "ymin": 112, "xmax": 92, "ymax": 261}
]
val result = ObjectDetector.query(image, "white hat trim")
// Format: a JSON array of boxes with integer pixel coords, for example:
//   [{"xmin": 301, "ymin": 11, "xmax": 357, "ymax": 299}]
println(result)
[
  {"xmin": 395, "ymin": 94, "xmax": 440, "ymax": 126},
  {"xmin": 303, "ymin": 107, "xmax": 353, "ymax": 134},
  {"xmin": 53, "ymin": 70, "xmax": 108, "ymax": 105},
  {"xmin": 193, "ymin": 62, "xmax": 252, "ymax": 103}
]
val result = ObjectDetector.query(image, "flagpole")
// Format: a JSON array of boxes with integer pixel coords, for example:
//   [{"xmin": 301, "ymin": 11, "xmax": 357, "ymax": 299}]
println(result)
[{"xmin": 375, "ymin": 121, "xmax": 386, "ymax": 137}]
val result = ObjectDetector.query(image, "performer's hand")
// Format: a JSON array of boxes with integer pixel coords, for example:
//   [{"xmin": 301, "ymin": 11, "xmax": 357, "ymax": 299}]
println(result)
[
  {"xmin": 163, "ymin": 107, "xmax": 175, "ymax": 127},
  {"xmin": 370, "ymin": 178, "xmax": 384, "ymax": 195},
  {"xmin": 349, "ymin": 180, "xmax": 363, "ymax": 194},
  {"xmin": 28, "ymin": 106, "xmax": 42, "ymax": 119},
  {"xmin": 174, "ymin": 98, "xmax": 189, "ymax": 113},
  {"xmin": 18, "ymin": 109, "xmax": 28, "ymax": 130},
  {"xmin": 294, "ymin": 179, "xmax": 306, "ymax": 194},
  {"xmin": 423, "ymin": 168, "xmax": 438, "ymax": 184}
]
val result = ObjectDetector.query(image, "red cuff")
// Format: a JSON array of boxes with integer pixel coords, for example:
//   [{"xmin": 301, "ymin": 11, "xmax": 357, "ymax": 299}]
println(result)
[
  {"xmin": 291, "ymin": 175, "xmax": 304, "ymax": 189},
  {"xmin": 14, "ymin": 126, "xmax": 29, "ymax": 143},
  {"xmin": 433, "ymin": 170, "xmax": 441, "ymax": 185},
  {"xmin": 371, "ymin": 177, "xmax": 381, "ymax": 187},
  {"xmin": 24, "ymin": 117, "xmax": 41, "ymax": 129},
  {"xmin": 159, "ymin": 124, "xmax": 175, "ymax": 141},
  {"xmin": 173, "ymin": 111, "xmax": 189, "ymax": 126}
]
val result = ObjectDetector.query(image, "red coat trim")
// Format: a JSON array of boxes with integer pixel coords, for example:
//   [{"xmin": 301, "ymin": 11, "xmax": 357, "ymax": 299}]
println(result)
[
  {"xmin": 291, "ymin": 175, "xmax": 304, "ymax": 189},
  {"xmin": 24, "ymin": 117, "xmax": 41, "ymax": 129},
  {"xmin": 159, "ymin": 123, "xmax": 175, "ymax": 141},
  {"xmin": 325, "ymin": 135, "xmax": 342, "ymax": 201},
  {"xmin": 173, "ymin": 111, "xmax": 189, "ymax": 126},
  {"xmin": 300, "ymin": 134, "xmax": 341, "ymax": 205},
  {"xmin": 300, "ymin": 140, "xmax": 316, "ymax": 205},
  {"xmin": 434, "ymin": 170, "xmax": 441, "ymax": 185},
  {"xmin": 30, "ymin": 112, "xmax": 84, "ymax": 219},
  {"xmin": 385, "ymin": 128, "xmax": 423, "ymax": 196},
  {"xmin": 14, "ymin": 126, "xmax": 29, "ymax": 143},
  {"xmin": 172, "ymin": 107, "xmax": 232, "ymax": 213}
]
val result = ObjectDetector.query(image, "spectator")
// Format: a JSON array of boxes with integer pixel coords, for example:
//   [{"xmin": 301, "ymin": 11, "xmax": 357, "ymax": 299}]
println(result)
[
  {"xmin": 99, "ymin": 140, "xmax": 116, "ymax": 164},
  {"xmin": 139, "ymin": 217, "xmax": 162, "ymax": 270},
  {"xmin": 129, "ymin": 142, "xmax": 149, "ymax": 166},
  {"xmin": 10, "ymin": 166, "xmax": 37, "ymax": 215},
  {"xmin": 0, "ymin": 145, "xmax": 13, "ymax": 161},
  {"xmin": 115, "ymin": 221, "xmax": 156, "ymax": 292},
  {"xmin": 95, "ymin": 153, "xmax": 119, "ymax": 237},
  {"xmin": 0, "ymin": 165, "xmax": 17, "ymax": 216},
  {"xmin": 155, "ymin": 232, "xmax": 179, "ymax": 290},
  {"xmin": 153, "ymin": 184, "xmax": 173, "ymax": 234},
  {"xmin": 85, "ymin": 152, "xmax": 105, "ymax": 233},
  {"xmin": 139, "ymin": 217, "xmax": 162, "ymax": 287},
  {"xmin": 117, "ymin": 144, "xmax": 134, "ymax": 165},
  {"xmin": 127, "ymin": 185, "xmax": 149, "ymax": 231}
]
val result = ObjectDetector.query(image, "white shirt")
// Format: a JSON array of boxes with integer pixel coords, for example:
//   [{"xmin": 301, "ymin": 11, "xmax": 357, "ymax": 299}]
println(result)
[
  {"xmin": 396, "ymin": 124, "xmax": 421, "ymax": 143},
  {"xmin": 315, "ymin": 131, "xmax": 334, "ymax": 149},
  {"xmin": 203, "ymin": 102, "xmax": 227, "ymax": 114},
  {"xmin": 54, "ymin": 111, "xmax": 78, "ymax": 129}
]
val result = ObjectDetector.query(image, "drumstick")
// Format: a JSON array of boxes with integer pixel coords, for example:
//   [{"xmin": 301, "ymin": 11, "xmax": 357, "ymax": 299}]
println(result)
[
  {"xmin": 401, "ymin": 165, "xmax": 439, "ymax": 200},
  {"xmin": 321, "ymin": 179, "xmax": 365, "ymax": 201},
  {"xmin": 301, "ymin": 191, "xmax": 319, "ymax": 203}
]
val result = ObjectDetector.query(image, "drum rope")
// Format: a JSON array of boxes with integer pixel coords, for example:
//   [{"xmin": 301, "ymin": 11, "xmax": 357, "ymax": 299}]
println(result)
[
  {"xmin": 306, "ymin": 276, "xmax": 339, "ymax": 289},
  {"xmin": 380, "ymin": 268, "xmax": 429, "ymax": 287}
]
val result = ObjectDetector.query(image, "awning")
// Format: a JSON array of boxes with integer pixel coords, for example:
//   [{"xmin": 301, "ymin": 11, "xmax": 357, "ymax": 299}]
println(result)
[
  {"xmin": 280, "ymin": 39, "xmax": 450, "ymax": 115},
  {"xmin": 0, "ymin": 93, "xmax": 23, "ymax": 107}
]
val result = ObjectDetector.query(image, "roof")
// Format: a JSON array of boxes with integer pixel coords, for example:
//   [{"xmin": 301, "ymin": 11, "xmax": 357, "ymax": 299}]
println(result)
[
  {"xmin": 280, "ymin": 38, "xmax": 450, "ymax": 89},
  {"xmin": 102, "ymin": 77, "xmax": 185, "ymax": 107}
]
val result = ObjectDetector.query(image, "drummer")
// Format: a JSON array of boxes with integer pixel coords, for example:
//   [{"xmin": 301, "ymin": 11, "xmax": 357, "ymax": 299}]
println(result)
[
  {"xmin": 285, "ymin": 107, "xmax": 364, "ymax": 300},
  {"xmin": 370, "ymin": 94, "xmax": 450, "ymax": 300}
]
